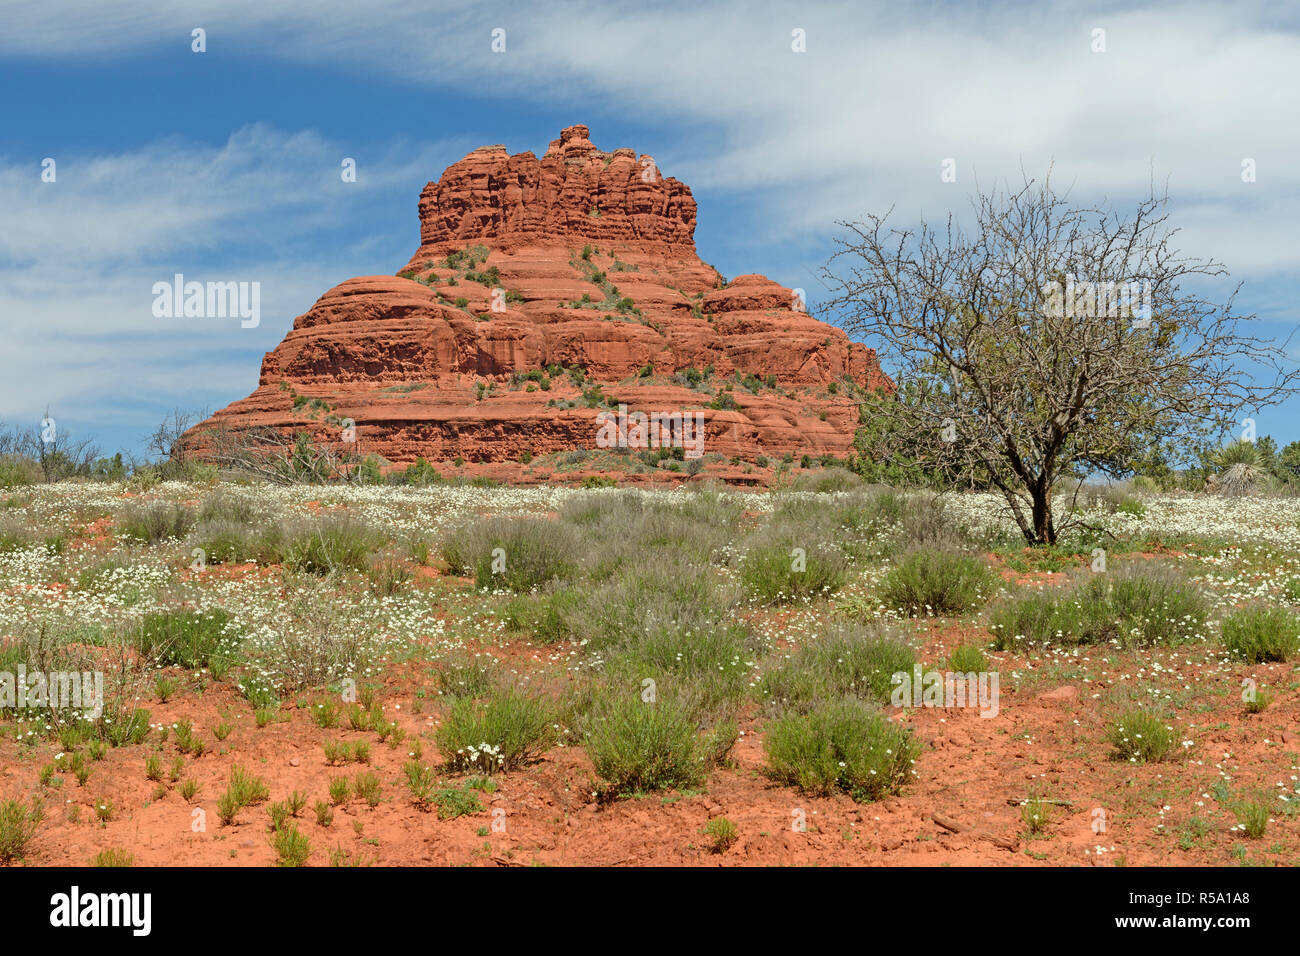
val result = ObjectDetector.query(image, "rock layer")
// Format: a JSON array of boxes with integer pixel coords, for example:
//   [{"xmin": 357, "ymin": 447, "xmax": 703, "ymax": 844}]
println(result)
[{"xmin": 191, "ymin": 125, "xmax": 889, "ymax": 474}]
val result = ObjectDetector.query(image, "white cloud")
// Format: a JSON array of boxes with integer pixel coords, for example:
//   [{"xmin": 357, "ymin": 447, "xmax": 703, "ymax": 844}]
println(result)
[
  {"xmin": 0, "ymin": 124, "xmax": 463, "ymax": 444},
  {"xmin": 4, "ymin": 0, "xmax": 1299, "ymax": 445}
]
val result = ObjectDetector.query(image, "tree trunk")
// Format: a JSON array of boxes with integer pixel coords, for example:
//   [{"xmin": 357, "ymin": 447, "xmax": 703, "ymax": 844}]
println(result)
[{"xmin": 1030, "ymin": 484, "xmax": 1056, "ymax": 545}]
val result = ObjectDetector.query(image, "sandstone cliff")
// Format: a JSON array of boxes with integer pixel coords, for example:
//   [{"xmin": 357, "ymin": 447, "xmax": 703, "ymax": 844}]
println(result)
[{"xmin": 190, "ymin": 125, "xmax": 889, "ymax": 479}]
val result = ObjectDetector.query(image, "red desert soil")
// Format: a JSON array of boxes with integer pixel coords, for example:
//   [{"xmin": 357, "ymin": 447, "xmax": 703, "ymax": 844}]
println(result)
[{"xmin": 6, "ymin": 576, "xmax": 1297, "ymax": 867}]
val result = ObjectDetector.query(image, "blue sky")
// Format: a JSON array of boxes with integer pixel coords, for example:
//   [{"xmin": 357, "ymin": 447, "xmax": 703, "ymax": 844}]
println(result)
[{"xmin": 2, "ymin": 0, "xmax": 1297, "ymax": 459}]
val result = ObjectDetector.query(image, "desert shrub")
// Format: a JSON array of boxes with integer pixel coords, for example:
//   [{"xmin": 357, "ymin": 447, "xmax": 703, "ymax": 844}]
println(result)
[
  {"xmin": 0, "ymin": 454, "xmax": 42, "ymax": 488},
  {"xmin": 432, "ymin": 785, "xmax": 482, "ymax": 820},
  {"xmin": 271, "ymin": 824, "xmax": 311, "ymax": 866},
  {"xmin": 990, "ymin": 564, "xmax": 1208, "ymax": 649},
  {"xmin": 740, "ymin": 531, "xmax": 849, "ymax": 604},
  {"xmin": 583, "ymin": 693, "xmax": 719, "ymax": 798},
  {"xmin": 789, "ymin": 467, "xmax": 863, "ymax": 493},
  {"xmin": 133, "ymin": 608, "xmax": 239, "ymax": 671},
  {"xmin": 193, "ymin": 519, "xmax": 257, "ymax": 565},
  {"xmin": 0, "ymin": 798, "xmax": 43, "ymax": 861},
  {"xmin": 764, "ymin": 698, "xmax": 919, "ymax": 802},
  {"xmin": 947, "ymin": 643, "xmax": 988, "ymax": 672},
  {"xmin": 91, "ymin": 848, "xmax": 135, "ymax": 867},
  {"xmin": 366, "ymin": 551, "xmax": 412, "ymax": 595},
  {"xmin": 198, "ymin": 487, "xmax": 263, "ymax": 525},
  {"xmin": 433, "ymin": 652, "xmax": 502, "ymax": 699},
  {"xmin": 704, "ymin": 817, "xmax": 739, "ymax": 853},
  {"xmin": 434, "ymin": 689, "xmax": 560, "ymax": 774},
  {"xmin": 1235, "ymin": 797, "xmax": 1271, "ymax": 839},
  {"xmin": 600, "ymin": 622, "xmax": 756, "ymax": 721},
  {"xmin": 269, "ymin": 514, "xmax": 385, "ymax": 574},
  {"xmin": 501, "ymin": 585, "xmax": 584, "ymax": 644},
  {"xmin": 217, "ymin": 765, "xmax": 269, "ymax": 824},
  {"xmin": 0, "ymin": 516, "xmax": 32, "ymax": 553},
  {"xmin": 1106, "ymin": 708, "xmax": 1175, "ymax": 763},
  {"xmin": 759, "ymin": 622, "xmax": 914, "ymax": 713},
  {"xmin": 118, "ymin": 500, "xmax": 196, "ymax": 543},
  {"xmin": 262, "ymin": 582, "xmax": 377, "ymax": 692},
  {"xmin": 568, "ymin": 555, "xmax": 740, "ymax": 651},
  {"xmin": 879, "ymin": 548, "xmax": 997, "ymax": 616},
  {"xmin": 442, "ymin": 515, "xmax": 584, "ymax": 591},
  {"xmin": 1222, "ymin": 604, "xmax": 1300, "ymax": 662}
]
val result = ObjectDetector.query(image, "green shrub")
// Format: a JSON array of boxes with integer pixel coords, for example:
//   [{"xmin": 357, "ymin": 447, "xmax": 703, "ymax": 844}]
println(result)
[
  {"xmin": 1222, "ymin": 604, "xmax": 1300, "ymax": 662},
  {"xmin": 759, "ymin": 623, "xmax": 914, "ymax": 713},
  {"xmin": 432, "ymin": 785, "xmax": 482, "ymax": 820},
  {"xmin": 704, "ymin": 816, "xmax": 739, "ymax": 853},
  {"xmin": 879, "ymin": 549, "xmax": 996, "ymax": 616},
  {"xmin": 272, "ymin": 824, "xmax": 311, "ymax": 866},
  {"xmin": 198, "ymin": 488, "xmax": 263, "ymax": 525},
  {"xmin": 990, "ymin": 564, "xmax": 1208, "ymax": 649},
  {"xmin": 764, "ymin": 698, "xmax": 919, "ymax": 802},
  {"xmin": 0, "ymin": 798, "xmax": 43, "ymax": 861},
  {"xmin": 789, "ymin": 468, "xmax": 863, "ymax": 493},
  {"xmin": 1106, "ymin": 708, "xmax": 1175, "ymax": 763},
  {"xmin": 601, "ymin": 622, "xmax": 756, "ymax": 721},
  {"xmin": 739, "ymin": 533, "xmax": 848, "ymax": 604},
  {"xmin": 947, "ymin": 643, "xmax": 988, "ymax": 672},
  {"xmin": 442, "ymin": 516, "xmax": 584, "ymax": 592},
  {"xmin": 433, "ymin": 652, "xmax": 501, "ymax": 699},
  {"xmin": 269, "ymin": 515, "xmax": 385, "ymax": 574},
  {"xmin": 434, "ymin": 689, "xmax": 559, "ymax": 773},
  {"xmin": 0, "ymin": 517, "xmax": 31, "ymax": 553},
  {"xmin": 118, "ymin": 500, "xmax": 196, "ymax": 543},
  {"xmin": 0, "ymin": 454, "xmax": 42, "ymax": 489},
  {"xmin": 193, "ymin": 519, "xmax": 256, "ymax": 565},
  {"xmin": 501, "ymin": 586, "xmax": 583, "ymax": 644},
  {"xmin": 134, "ymin": 608, "xmax": 239, "ymax": 670},
  {"xmin": 583, "ymin": 693, "xmax": 717, "ymax": 797}
]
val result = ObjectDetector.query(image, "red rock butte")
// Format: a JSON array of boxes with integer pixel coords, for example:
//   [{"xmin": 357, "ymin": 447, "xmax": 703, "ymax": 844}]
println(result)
[{"xmin": 190, "ymin": 125, "xmax": 890, "ymax": 476}]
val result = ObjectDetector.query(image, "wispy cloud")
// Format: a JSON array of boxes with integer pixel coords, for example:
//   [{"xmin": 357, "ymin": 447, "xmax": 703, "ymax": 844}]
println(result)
[{"xmin": 0, "ymin": 124, "xmax": 462, "ymax": 440}]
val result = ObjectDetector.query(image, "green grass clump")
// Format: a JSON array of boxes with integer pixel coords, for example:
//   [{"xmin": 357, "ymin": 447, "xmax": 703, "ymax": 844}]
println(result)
[
  {"xmin": 271, "ymin": 824, "xmax": 311, "ymax": 866},
  {"xmin": 443, "ymin": 516, "xmax": 585, "ymax": 592},
  {"xmin": 431, "ymin": 785, "xmax": 483, "ymax": 820},
  {"xmin": 217, "ymin": 765, "xmax": 270, "ymax": 824},
  {"xmin": 739, "ymin": 533, "xmax": 848, "ymax": 604},
  {"xmin": 133, "ymin": 608, "xmax": 239, "ymax": 671},
  {"xmin": 947, "ymin": 643, "xmax": 988, "ymax": 672},
  {"xmin": 1106, "ymin": 708, "xmax": 1175, "ymax": 763},
  {"xmin": 1221, "ymin": 604, "xmax": 1300, "ymax": 663},
  {"xmin": 118, "ymin": 500, "xmax": 196, "ymax": 543},
  {"xmin": 704, "ymin": 816, "xmax": 739, "ymax": 853},
  {"xmin": 878, "ymin": 548, "xmax": 996, "ymax": 617},
  {"xmin": 434, "ymin": 689, "xmax": 559, "ymax": 774},
  {"xmin": 270, "ymin": 515, "xmax": 386, "ymax": 574},
  {"xmin": 0, "ymin": 798, "xmax": 43, "ymax": 862},
  {"xmin": 583, "ymin": 693, "xmax": 726, "ymax": 798},
  {"xmin": 990, "ymin": 564, "xmax": 1208, "ymax": 649},
  {"xmin": 759, "ymin": 623, "xmax": 914, "ymax": 713},
  {"xmin": 91, "ymin": 848, "xmax": 135, "ymax": 867},
  {"xmin": 763, "ymin": 698, "xmax": 919, "ymax": 802},
  {"xmin": 601, "ymin": 622, "xmax": 756, "ymax": 721}
]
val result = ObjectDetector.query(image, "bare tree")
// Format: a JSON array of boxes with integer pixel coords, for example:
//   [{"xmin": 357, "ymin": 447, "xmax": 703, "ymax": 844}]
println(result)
[
  {"xmin": 195, "ymin": 423, "xmax": 376, "ymax": 485},
  {"xmin": 1, "ymin": 410, "xmax": 102, "ymax": 482},
  {"xmin": 147, "ymin": 407, "xmax": 208, "ymax": 464},
  {"xmin": 824, "ymin": 173, "xmax": 1300, "ymax": 545}
]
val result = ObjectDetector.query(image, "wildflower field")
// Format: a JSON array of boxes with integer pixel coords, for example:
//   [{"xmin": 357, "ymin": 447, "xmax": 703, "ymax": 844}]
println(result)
[{"xmin": 2, "ymin": 476, "xmax": 1299, "ymax": 866}]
